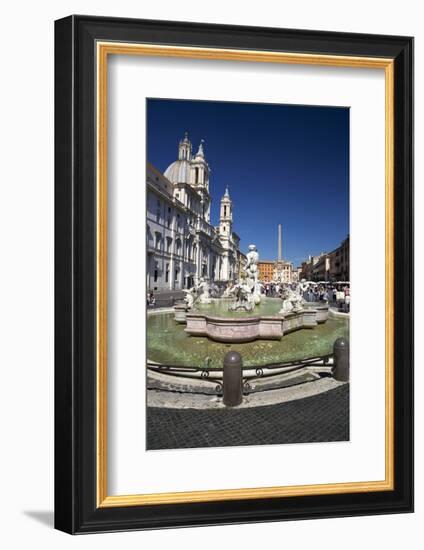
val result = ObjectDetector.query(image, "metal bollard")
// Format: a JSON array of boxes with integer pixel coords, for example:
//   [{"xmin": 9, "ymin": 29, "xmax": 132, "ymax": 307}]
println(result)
[
  {"xmin": 223, "ymin": 351, "xmax": 243, "ymax": 407},
  {"xmin": 333, "ymin": 337, "xmax": 349, "ymax": 382}
]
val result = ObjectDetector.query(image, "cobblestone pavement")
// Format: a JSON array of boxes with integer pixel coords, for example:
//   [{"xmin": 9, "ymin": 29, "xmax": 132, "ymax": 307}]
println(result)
[{"xmin": 147, "ymin": 384, "xmax": 349, "ymax": 450}]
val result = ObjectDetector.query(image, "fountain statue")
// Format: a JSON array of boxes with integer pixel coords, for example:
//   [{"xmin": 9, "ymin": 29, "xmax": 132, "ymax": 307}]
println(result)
[
  {"xmin": 228, "ymin": 281, "xmax": 254, "ymax": 312},
  {"xmin": 227, "ymin": 244, "xmax": 262, "ymax": 312},
  {"xmin": 279, "ymin": 284, "xmax": 305, "ymax": 314},
  {"xmin": 223, "ymin": 282, "xmax": 235, "ymax": 298},
  {"xmin": 196, "ymin": 277, "xmax": 212, "ymax": 304},
  {"xmin": 182, "ymin": 287, "xmax": 197, "ymax": 309},
  {"xmin": 176, "ymin": 279, "xmax": 211, "ymax": 322},
  {"xmin": 209, "ymin": 282, "xmax": 220, "ymax": 298},
  {"xmin": 244, "ymin": 244, "xmax": 261, "ymax": 305}
]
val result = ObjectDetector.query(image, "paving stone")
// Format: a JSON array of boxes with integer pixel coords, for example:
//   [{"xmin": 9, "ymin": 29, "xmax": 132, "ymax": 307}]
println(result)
[{"xmin": 147, "ymin": 384, "xmax": 349, "ymax": 450}]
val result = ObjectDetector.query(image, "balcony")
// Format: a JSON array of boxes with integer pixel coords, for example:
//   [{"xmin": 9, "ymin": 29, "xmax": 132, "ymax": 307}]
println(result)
[{"xmin": 196, "ymin": 219, "xmax": 214, "ymax": 237}]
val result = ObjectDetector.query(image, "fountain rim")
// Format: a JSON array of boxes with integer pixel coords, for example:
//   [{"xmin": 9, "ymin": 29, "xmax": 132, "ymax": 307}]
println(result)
[{"xmin": 185, "ymin": 309, "xmax": 323, "ymax": 323}]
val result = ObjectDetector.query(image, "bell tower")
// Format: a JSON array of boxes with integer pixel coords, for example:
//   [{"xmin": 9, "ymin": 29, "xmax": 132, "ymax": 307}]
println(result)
[
  {"xmin": 178, "ymin": 131, "xmax": 192, "ymax": 161},
  {"xmin": 219, "ymin": 187, "xmax": 232, "ymax": 237},
  {"xmin": 190, "ymin": 140, "xmax": 210, "ymax": 189},
  {"xmin": 191, "ymin": 139, "xmax": 211, "ymax": 221}
]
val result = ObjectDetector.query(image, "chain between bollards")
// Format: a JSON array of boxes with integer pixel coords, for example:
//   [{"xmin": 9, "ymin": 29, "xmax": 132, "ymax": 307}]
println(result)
[{"xmin": 223, "ymin": 351, "xmax": 243, "ymax": 406}]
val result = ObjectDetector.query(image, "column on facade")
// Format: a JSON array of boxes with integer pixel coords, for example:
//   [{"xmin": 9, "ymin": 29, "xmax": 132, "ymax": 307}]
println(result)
[
  {"xmin": 169, "ymin": 236, "xmax": 174, "ymax": 291},
  {"xmin": 195, "ymin": 236, "xmax": 201, "ymax": 284}
]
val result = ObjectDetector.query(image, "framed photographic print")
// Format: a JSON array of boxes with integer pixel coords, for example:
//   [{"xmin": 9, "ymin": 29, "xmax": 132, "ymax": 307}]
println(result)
[{"xmin": 54, "ymin": 15, "xmax": 413, "ymax": 533}]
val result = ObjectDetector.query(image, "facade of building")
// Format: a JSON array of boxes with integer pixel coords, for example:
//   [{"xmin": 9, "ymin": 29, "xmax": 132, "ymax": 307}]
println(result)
[
  {"xmin": 300, "ymin": 253, "xmax": 325, "ymax": 281},
  {"xmin": 299, "ymin": 235, "xmax": 350, "ymax": 282},
  {"xmin": 328, "ymin": 236, "xmax": 350, "ymax": 281},
  {"xmin": 311, "ymin": 254, "xmax": 331, "ymax": 281},
  {"xmin": 258, "ymin": 259, "xmax": 294, "ymax": 283},
  {"xmin": 273, "ymin": 260, "xmax": 294, "ymax": 283},
  {"xmin": 258, "ymin": 261, "xmax": 275, "ymax": 283},
  {"xmin": 146, "ymin": 133, "xmax": 240, "ymax": 291}
]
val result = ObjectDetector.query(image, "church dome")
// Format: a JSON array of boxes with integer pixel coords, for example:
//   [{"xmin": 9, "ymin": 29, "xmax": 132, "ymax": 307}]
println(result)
[{"xmin": 164, "ymin": 159, "xmax": 191, "ymax": 184}]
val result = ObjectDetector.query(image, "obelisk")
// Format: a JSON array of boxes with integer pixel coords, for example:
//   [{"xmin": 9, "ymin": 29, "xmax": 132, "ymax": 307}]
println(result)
[{"xmin": 278, "ymin": 224, "xmax": 282, "ymax": 262}]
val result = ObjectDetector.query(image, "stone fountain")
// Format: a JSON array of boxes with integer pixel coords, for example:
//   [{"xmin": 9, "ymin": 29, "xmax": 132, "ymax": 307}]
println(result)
[{"xmin": 174, "ymin": 244, "xmax": 329, "ymax": 343}]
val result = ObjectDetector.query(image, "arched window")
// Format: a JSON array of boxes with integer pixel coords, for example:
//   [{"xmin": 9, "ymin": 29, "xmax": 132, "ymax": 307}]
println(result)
[
  {"xmin": 224, "ymin": 205, "xmax": 227, "ymax": 217},
  {"xmin": 195, "ymin": 167, "xmax": 199, "ymax": 183}
]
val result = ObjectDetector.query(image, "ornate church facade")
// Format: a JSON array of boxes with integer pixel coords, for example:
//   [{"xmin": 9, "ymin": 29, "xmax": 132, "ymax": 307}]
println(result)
[{"xmin": 146, "ymin": 133, "xmax": 241, "ymax": 291}]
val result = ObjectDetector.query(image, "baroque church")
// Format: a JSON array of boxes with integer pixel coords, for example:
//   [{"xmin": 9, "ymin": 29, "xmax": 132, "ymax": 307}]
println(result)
[{"xmin": 146, "ymin": 133, "xmax": 242, "ymax": 292}]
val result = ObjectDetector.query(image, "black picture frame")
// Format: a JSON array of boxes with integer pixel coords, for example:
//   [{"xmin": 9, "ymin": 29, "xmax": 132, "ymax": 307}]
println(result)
[{"xmin": 55, "ymin": 15, "xmax": 413, "ymax": 534}]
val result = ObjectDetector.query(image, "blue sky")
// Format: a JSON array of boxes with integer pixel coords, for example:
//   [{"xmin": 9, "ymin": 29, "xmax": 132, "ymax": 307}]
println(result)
[{"xmin": 147, "ymin": 98, "xmax": 349, "ymax": 266}]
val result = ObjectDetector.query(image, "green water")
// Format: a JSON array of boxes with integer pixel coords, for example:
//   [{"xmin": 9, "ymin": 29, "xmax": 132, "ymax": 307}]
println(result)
[{"xmin": 147, "ymin": 309, "xmax": 349, "ymax": 369}]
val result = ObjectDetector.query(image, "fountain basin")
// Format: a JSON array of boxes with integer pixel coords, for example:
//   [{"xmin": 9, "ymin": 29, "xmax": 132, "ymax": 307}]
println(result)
[
  {"xmin": 148, "ymin": 310, "xmax": 348, "ymax": 368},
  {"xmin": 184, "ymin": 307, "xmax": 328, "ymax": 343}
]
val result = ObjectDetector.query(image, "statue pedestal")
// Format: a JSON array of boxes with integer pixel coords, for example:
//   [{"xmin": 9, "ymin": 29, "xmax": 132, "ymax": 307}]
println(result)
[{"xmin": 174, "ymin": 304, "xmax": 188, "ymax": 323}]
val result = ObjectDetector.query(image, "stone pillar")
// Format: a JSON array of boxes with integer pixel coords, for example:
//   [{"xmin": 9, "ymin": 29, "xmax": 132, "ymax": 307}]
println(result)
[
  {"xmin": 195, "ymin": 238, "xmax": 201, "ymax": 284},
  {"xmin": 333, "ymin": 337, "xmax": 349, "ymax": 381},
  {"xmin": 278, "ymin": 224, "xmax": 282, "ymax": 262},
  {"xmin": 223, "ymin": 351, "xmax": 243, "ymax": 406}
]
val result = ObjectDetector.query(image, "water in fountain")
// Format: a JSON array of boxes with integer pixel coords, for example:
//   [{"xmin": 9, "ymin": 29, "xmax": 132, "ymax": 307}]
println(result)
[{"xmin": 148, "ymin": 311, "xmax": 349, "ymax": 368}]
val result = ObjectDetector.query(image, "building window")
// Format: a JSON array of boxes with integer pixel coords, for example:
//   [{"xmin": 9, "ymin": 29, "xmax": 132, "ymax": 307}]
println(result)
[
  {"xmin": 175, "ymin": 239, "xmax": 182, "ymax": 256},
  {"xmin": 195, "ymin": 167, "xmax": 199, "ymax": 183},
  {"xmin": 154, "ymin": 269, "xmax": 158, "ymax": 282},
  {"xmin": 165, "ymin": 264, "xmax": 169, "ymax": 283},
  {"xmin": 177, "ymin": 213, "xmax": 180, "ymax": 229},
  {"xmin": 224, "ymin": 205, "xmax": 227, "ymax": 217},
  {"xmin": 155, "ymin": 232, "xmax": 162, "ymax": 250},
  {"xmin": 166, "ymin": 237, "xmax": 172, "ymax": 253}
]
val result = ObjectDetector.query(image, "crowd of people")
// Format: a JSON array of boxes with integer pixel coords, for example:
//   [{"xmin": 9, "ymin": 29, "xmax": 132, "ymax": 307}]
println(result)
[
  {"xmin": 147, "ymin": 281, "xmax": 351, "ymax": 313},
  {"xmin": 302, "ymin": 282, "xmax": 350, "ymax": 312},
  {"xmin": 263, "ymin": 281, "xmax": 350, "ymax": 313}
]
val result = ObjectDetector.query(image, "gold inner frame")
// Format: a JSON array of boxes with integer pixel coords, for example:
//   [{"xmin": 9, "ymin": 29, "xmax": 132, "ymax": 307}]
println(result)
[{"xmin": 96, "ymin": 42, "xmax": 395, "ymax": 508}]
